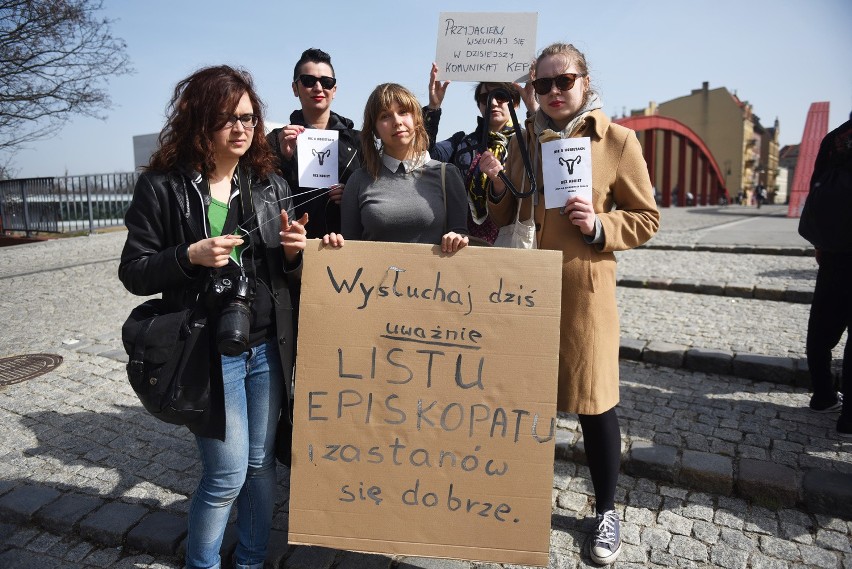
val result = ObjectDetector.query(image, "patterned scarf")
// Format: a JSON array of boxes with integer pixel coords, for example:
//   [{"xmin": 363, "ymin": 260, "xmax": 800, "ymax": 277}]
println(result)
[
  {"xmin": 533, "ymin": 91, "xmax": 603, "ymax": 143},
  {"xmin": 469, "ymin": 121, "xmax": 515, "ymax": 222}
]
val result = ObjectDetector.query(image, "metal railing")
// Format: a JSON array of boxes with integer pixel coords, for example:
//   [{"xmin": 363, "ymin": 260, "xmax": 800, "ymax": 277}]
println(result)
[{"xmin": 0, "ymin": 172, "xmax": 138, "ymax": 235}]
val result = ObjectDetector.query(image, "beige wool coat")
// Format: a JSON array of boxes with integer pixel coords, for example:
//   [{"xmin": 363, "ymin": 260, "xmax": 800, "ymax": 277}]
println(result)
[{"xmin": 490, "ymin": 109, "xmax": 659, "ymax": 415}]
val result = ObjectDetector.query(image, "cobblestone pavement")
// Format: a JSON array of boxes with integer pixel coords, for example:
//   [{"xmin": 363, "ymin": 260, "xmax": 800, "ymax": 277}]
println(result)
[{"xmin": 1, "ymin": 206, "xmax": 850, "ymax": 568}]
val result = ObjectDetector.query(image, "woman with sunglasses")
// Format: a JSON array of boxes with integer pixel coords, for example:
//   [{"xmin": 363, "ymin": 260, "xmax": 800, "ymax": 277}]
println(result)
[
  {"xmin": 267, "ymin": 48, "xmax": 362, "ymax": 238},
  {"xmin": 480, "ymin": 43, "xmax": 659, "ymax": 566},
  {"xmin": 119, "ymin": 65, "xmax": 307, "ymax": 569},
  {"xmin": 423, "ymin": 63, "xmax": 537, "ymax": 244},
  {"xmin": 323, "ymin": 83, "xmax": 468, "ymax": 252}
]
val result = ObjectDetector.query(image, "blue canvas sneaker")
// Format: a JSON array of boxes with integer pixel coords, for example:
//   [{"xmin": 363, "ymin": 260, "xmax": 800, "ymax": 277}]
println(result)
[{"xmin": 590, "ymin": 509, "xmax": 622, "ymax": 565}]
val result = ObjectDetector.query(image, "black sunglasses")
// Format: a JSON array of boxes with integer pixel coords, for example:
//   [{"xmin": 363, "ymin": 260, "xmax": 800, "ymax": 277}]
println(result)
[
  {"xmin": 532, "ymin": 73, "xmax": 583, "ymax": 96},
  {"xmin": 296, "ymin": 74, "xmax": 337, "ymax": 90},
  {"xmin": 476, "ymin": 91, "xmax": 512, "ymax": 106}
]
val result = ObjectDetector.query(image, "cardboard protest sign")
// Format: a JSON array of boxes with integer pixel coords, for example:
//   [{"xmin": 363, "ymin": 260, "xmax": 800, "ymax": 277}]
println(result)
[
  {"xmin": 542, "ymin": 137, "xmax": 593, "ymax": 209},
  {"xmin": 436, "ymin": 12, "xmax": 537, "ymax": 82},
  {"xmin": 288, "ymin": 240, "xmax": 562, "ymax": 567},
  {"xmin": 297, "ymin": 129, "xmax": 339, "ymax": 188}
]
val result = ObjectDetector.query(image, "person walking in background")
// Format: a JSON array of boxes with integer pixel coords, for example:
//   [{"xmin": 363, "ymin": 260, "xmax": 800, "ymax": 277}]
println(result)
[
  {"xmin": 798, "ymin": 113, "xmax": 852, "ymax": 437},
  {"xmin": 267, "ymin": 48, "xmax": 362, "ymax": 238},
  {"xmin": 119, "ymin": 65, "xmax": 306, "ymax": 569},
  {"xmin": 422, "ymin": 63, "xmax": 537, "ymax": 244},
  {"xmin": 480, "ymin": 42, "xmax": 659, "ymax": 565},
  {"xmin": 324, "ymin": 82, "xmax": 468, "ymax": 252}
]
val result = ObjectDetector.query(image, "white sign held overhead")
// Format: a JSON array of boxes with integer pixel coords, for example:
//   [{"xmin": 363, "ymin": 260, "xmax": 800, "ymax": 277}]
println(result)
[
  {"xmin": 435, "ymin": 12, "xmax": 537, "ymax": 82},
  {"xmin": 297, "ymin": 129, "xmax": 339, "ymax": 189}
]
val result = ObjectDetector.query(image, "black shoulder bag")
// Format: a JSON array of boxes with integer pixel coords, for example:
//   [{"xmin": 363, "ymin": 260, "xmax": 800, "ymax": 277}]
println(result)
[{"xmin": 121, "ymin": 175, "xmax": 215, "ymax": 425}]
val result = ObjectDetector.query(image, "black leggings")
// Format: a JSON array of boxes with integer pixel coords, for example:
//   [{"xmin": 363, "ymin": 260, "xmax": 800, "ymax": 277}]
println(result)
[{"xmin": 578, "ymin": 408, "xmax": 621, "ymax": 514}]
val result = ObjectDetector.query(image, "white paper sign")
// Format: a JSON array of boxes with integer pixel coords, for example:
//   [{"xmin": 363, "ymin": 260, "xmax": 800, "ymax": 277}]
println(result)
[
  {"xmin": 542, "ymin": 137, "xmax": 592, "ymax": 209},
  {"xmin": 436, "ymin": 12, "xmax": 537, "ymax": 82},
  {"xmin": 297, "ymin": 129, "xmax": 339, "ymax": 188}
]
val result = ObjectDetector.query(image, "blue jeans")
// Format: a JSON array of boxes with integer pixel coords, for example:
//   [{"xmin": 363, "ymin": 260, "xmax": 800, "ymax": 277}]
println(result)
[{"xmin": 185, "ymin": 340, "xmax": 283, "ymax": 569}]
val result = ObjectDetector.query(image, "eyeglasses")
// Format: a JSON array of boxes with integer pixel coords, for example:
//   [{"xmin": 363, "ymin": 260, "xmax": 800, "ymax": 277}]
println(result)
[
  {"xmin": 476, "ymin": 91, "xmax": 512, "ymax": 106},
  {"xmin": 531, "ymin": 73, "xmax": 583, "ymax": 96},
  {"xmin": 223, "ymin": 114, "xmax": 258, "ymax": 129},
  {"xmin": 297, "ymin": 74, "xmax": 337, "ymax": 90}
]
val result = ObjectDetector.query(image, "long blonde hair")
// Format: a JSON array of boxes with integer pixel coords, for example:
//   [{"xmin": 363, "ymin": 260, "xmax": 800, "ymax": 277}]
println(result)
[{"xmin": 360, "ymin": 83, "xmax": 429, "ymax": 179}]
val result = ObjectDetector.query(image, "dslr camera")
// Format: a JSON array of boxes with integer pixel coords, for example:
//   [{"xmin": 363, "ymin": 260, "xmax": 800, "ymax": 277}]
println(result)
[{"xmin": 208, "ymin": 272, "xmax": 254, "ymax": 356}]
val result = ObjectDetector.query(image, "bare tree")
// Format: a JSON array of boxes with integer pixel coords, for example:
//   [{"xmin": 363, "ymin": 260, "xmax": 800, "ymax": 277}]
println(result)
[{"xmin": 0, "ymin": 0, "xmax": 133, "ymax": 153}]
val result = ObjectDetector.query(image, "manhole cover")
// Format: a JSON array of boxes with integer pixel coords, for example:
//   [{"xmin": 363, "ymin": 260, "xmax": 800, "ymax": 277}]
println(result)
[{"xmin": 0, "ymin": 354, "xmax": 63, "ymax": 386}]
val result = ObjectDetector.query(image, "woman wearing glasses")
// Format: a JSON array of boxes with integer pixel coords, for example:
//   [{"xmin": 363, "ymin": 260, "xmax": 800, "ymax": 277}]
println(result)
[
  {"xmin": 480, "ymin": 43, "xmax": 659, "ymax": 566},
  {"xmin": 119, "ymin": 65, "xmax": 306, "ymax": 569},
  {"xmin": 423, "ymin": 63, "xmax": 536, "ymax": 244},
  {"xmin": 267, "ymin": 48, "xmax": 362, "ymax": 238}
]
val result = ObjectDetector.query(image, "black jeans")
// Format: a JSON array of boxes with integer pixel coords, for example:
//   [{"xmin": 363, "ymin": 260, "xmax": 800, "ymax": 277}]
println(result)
[{"xmin": 806, "ymin": 251, "xmax": 852, "ymax": 416}]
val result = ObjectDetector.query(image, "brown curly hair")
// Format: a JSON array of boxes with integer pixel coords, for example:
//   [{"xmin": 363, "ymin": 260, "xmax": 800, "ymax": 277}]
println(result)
[{"xmin": 147, "ymin": 65, "xmax": 276, "ymax": 178}]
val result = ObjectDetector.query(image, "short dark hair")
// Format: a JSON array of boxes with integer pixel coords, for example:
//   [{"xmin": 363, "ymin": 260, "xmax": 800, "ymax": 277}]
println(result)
[{"xmin": 293, "ymin": 48, "xmax": 335, "ymax": 81}]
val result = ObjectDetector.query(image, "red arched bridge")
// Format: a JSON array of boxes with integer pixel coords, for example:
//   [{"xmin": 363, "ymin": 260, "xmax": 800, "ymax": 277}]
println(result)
[{"xmin": 614, "ymin": 115, "xmax": 729, "ymax": 207}]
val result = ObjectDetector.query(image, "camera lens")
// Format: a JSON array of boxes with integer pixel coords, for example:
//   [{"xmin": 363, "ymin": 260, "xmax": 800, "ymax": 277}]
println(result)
[{"xmin": 217, "ymin": 300, "xmax": 251, "ymax": 356}]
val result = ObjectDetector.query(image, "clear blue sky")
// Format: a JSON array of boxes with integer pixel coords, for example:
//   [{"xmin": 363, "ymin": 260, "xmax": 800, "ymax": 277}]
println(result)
[{"xmin": 6, "ymin": 0, "xmax": 851, "ymax": 178}]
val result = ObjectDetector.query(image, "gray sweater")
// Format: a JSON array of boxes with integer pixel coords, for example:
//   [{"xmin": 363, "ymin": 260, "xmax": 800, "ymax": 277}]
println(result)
[{"xmin": 341, "ymin": 160, "xmax": 468, "ymax": 244}]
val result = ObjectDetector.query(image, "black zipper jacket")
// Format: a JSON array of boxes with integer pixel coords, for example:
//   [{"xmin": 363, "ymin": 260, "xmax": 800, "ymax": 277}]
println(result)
[{"xmin": 118, "ymin": 168, "xmax": 300, "ymax": 440}]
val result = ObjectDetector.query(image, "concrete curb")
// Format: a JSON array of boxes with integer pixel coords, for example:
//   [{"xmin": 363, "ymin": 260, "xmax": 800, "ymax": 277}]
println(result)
[
  {"xmin": 619, "ymin": 338, "xmax": 810, "ymax": 388},
  {"xmin": 639, "ymin": 243, "xmax": 813, "ymax": 257},
  {"xmin": 556, "ymin": 441, "xmax": 852, "ymax": 522},
  {"xmin": 618, "ymin": 276, "xmax": 814, "ymax": 304}
]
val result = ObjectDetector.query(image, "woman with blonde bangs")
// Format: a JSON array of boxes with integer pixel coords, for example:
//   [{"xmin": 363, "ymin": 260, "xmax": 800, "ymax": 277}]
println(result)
[
  {"xmin": 325, "ymin": 83, "xmax": 469, "ymax": 252},
  {"xmin": 480, "ymin": 43, "xmax": 659, "ymax": 566}
]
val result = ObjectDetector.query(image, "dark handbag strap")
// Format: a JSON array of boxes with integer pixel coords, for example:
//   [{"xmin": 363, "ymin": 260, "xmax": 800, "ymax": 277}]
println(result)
[
  {"xmin": 478, "ymin": 88, "xmax": 537, "ymax": 198},
  {"xmin": 441, "ymin": 162, "xmax": 447, "ymax": 234}
]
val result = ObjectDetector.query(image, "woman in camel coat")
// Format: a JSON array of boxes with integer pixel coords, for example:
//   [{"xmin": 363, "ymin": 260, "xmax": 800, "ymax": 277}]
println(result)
[{"xmin": 480, "ymin": 42, "xmax": 659, "ymax": 566}]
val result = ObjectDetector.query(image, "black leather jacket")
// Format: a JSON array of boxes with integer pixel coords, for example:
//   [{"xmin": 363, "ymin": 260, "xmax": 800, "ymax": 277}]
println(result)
[
  {"xmin": 267, "ymin": 109, "xmax": 362, "ymax": 238},
  {"xmin": 118, "ymin": 168, "xmax": 300, "ymax": 440}
]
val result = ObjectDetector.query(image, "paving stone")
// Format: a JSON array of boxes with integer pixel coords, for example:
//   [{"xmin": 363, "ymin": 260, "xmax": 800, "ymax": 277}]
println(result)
[
  {"xmin": 668, "ymin": 278, "xmax": 701, "ymax": 293},
  {"xmin": 619, "ymin": 337, "xmax": 646, "ymax": 361},
  {"xmin": 643, "ymin": 341, "xmax": 687, "ymax": 368},
  {"xmin": 34, "ymin": 493, "xmax": 105, "ymax": 534},
  {"xmin": 284, "ymin": 545, "xmax": 338, "ymax": 569},
  {"xmin": 126, "ymin": 511, "xmax": 186, "ymax": 555},
  {"xmin": 684, "ymin": 347, "xmax": 734, "ymax": 375},
  {"xmin": 79, "ymin": 502, "xmax": 149, "ymax": 546},
  {"xmin": 680, "ymin": 451, "xmax": 733, "ymax": 495},
  {"xmin": 626, "ymin": 441, "xmax": 678, "ymax": 482},
  {"xmin": 336, "ymin": 550, "xmax": 394, "ymax": 568},
  {"xmin": 785, "ymin": 286, "xmax": 813, "ymax": 304},
  {"xmin": 732, "ymin": 353, "xmax": 796, "ymax": 385},
  {"xmin": 0, "ymin": 549, "xmax": 82, "ymax": 569},
  {"xmin": 724, "ymin": 282, "xmax": 754, "ymax": 298},
  {"xmin": 695, "ymin": 281, "xmax": 725, "ymax": 295},
  {"xmin": 736, "ymin": 459, "xmax": 799, "ymax": 509},
  {"xmin": 753, "ymin": 284, "xmax": 787, "ymax": 301},
  {"xmin": 803, "ymin": 470, "xmax": 852, "ymax": 517},
  {"xmin": 0, "ymin": 485, "xmax": 61, "ymax": 523}
]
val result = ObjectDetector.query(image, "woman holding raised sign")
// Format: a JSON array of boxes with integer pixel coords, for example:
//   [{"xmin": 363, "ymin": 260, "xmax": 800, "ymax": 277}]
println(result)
[
  {"xmin": 479, "ymin": 43, "xmax": 659, "ymax": 566},
  {"xmin": 422, "ymin": 63, "xmax": 537, "ymax": 244},
  {"xmin": 324, "ymin": 83, "xmax": 469, "ymax": 251}
]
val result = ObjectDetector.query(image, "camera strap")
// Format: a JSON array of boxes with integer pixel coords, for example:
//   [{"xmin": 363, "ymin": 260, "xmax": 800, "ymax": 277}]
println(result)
[{"xmin": 237, "ymin": 166, "xmax": 255, "ymax": 229}]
